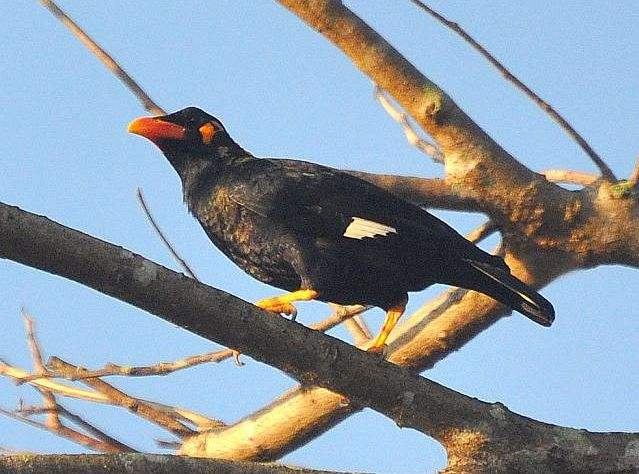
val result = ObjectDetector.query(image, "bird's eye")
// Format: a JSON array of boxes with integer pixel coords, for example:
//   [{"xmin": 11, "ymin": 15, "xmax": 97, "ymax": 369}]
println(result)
[{"xmin": 198, "ymin": 122, "xmax": 217, "ymax": 144}]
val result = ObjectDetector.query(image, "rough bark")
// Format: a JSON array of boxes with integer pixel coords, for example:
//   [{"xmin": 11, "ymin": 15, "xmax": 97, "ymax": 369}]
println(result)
[
  {"xmin": 0, "ymin": 454, "xmax": 347, "ymax": 474},
  {"xmin": 2, "ymin": 202, "xmax": 639, "ymax": 472}
]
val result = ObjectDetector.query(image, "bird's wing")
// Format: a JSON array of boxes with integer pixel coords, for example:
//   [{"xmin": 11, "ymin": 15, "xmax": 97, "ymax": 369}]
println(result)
[{"xmin": 225, "ymin": 159, "xmax": 501, "ymax": 267}]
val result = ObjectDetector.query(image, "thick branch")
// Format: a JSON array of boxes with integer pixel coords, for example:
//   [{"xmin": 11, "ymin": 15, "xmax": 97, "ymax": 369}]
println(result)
[
  {"xmin": 277, "ymin": 0, "xmax": 544, "ymax": 220},
  {"xmin": 0, "ymin": 454, "xmax": 344, "ymax": 474},
  {"xmin": 2, "ymin": 203, "xmax": 639, "ymax": 471},
  {"xmin": 348, "ymin": 172, "xmax": 480, "ymax": 211},
  {"xmin": 179, "ymin": 173, "xmax": 639, "ymax": 461}
]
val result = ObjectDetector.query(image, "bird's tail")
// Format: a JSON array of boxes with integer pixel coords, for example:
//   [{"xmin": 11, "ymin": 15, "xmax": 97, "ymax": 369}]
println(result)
[{"xmin": 463, "ymin": 259, "xmax": 555, "ymax": 326}]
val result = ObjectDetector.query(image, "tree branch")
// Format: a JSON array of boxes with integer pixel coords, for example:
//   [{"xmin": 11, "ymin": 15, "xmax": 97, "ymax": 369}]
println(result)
[
  {"xmin": 47, "ymin": 358, "xmax": 194, "ymax": 438},
  {"xmin": 0, "ymin": 407, "xmax": 131, "ymax": 454},
  {"xmin": 542, "ymin": 169, "xmax": 599, "ymax": 186},
  {"xmin": 2, "ymin": 202, "xmax": 639, "ymax": 471},
  {"xmin": 347, "ymin": 172, "xmax": 481, "ymax": 212},
  {"xmin": 39, "ymin": 0, "xmax": 165, "ymax": 116},
  {"xmin": 276, "ymin": 0, "xmax": 546, "ymax": 221},
  {"xmin": 374, "ymin": 87, "xmax": 443, "ymax": 162},
  {"xmin": 0, "ymin": 454, "xmax": 346, "ymax": 474},
  {"xmin": 406, "ymin": 0, "xmax": 616, "ymax": 181}
]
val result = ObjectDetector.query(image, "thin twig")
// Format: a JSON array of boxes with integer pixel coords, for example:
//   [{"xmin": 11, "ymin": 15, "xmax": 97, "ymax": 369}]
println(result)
[
  {"xmin": 136, "ymin": 188, "xmax": 199, "ymax": 280},
  {"xmin": 48, "ymin": 357, "xmax": 194, "ymax": 438},
  {"xmin": 39, "ymin": 0, "xmax": 165, "ymax": 116},
  {"xmin": 543, "ymin": 169, "xmax": 598, "ymax": 186},
  {"xmin": 2, "ymin": 360, "xmax": 221, "ymax": 430},
  {"xmin": 407, "ymin": 0, "xmax": 616, "ymax": 181},
  {"xmin": 343, "ymin": 318, "xmax": 371, "ymax": 346},
  {"xmin": 1, "ymin": 362, "xmax": 110, "ymax": 403},
  {"xmin": 374, "ymin": 87, "xmax": 444, "ymax": 162},
  {"xmin": 466, "ymin": 220, "xmax": 498, "ymax": 245},
  {"xmin": 0, "ymin": 406, "xmax": 128, "ymax": 453},
  {"xmin": 328, "ymin": 304, "xmax": 372, "ymax": 345},
  {"xmin": 144, "ymin": 402, "xmax": 225, "ymax": 430},
  {"xmin": 22, "ymin": 312, "xmax": 48, "ymax": 375},
  {"xmin": 49, "ymin": 348, "xmax": 240, "ymax": 380},
  {"xmin": 25, "ymin": 305, "xmax": 370, "ymax": 384},
  {"xmin": 16, "ymin": 404, "xmax": 135, "ymax": 452},
  {"xmin": 155, "ymin": 439, "xmax": 182, "ymax": 449},
  {"xmin": 0, "ymin": 445, "xmax": 32, "ymax": 454},
  {"xmin": 66, "ymin": 305, "xmax": 372, "ymax": 376},
  {"xmin": 22, "ymin": 311, "xmax": 61, "ymax": 430}
]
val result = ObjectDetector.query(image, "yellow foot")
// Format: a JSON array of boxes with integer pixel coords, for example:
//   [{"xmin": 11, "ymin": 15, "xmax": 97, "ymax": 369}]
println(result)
[
  {"xmin": 255, "ymin": 298, "xmax": 298, "ymax": 319},
  {"xmin": 367, "ymin": 301, "xmax": 407, "ymax": 354},
  {"xmin": 255, "ymin": 289, "xmax": 319, "ymax": 321}
]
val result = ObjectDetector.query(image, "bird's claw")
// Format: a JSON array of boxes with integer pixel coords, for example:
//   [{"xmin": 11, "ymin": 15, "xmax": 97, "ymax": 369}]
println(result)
[
  {"xmin": 367, "ymin": 343, "xmax": 387, "ymax": 355},
  {"xmin": 255, "ymin": 298, "xmax": 298, "ymax": 320}
]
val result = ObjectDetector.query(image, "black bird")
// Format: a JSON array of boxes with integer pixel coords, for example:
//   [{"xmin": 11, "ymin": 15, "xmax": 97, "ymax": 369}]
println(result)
[{"xmin": 128, "ymin": 107, "xmax": 554, "ymax": 352}]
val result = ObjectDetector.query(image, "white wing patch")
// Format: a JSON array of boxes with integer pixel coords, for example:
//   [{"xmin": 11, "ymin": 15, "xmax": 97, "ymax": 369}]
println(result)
[{"xmin": 343, "ymin": 217, "xmax": 397, "ymax": 240}]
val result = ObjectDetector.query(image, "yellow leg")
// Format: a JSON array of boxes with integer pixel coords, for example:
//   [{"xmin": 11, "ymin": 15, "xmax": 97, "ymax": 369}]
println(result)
[
  {"xmin": 368, "ymin": 302, "xmax": 406, "ymax": 353},
  {"xmin": 255, "ymin": 289, "xmax": 319, "ymax": 320}
]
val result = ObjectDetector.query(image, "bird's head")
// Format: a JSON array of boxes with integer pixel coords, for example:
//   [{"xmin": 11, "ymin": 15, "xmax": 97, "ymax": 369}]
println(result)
[
  {"xmin": 128, "ymin": 107, "xmax": 252, "ymax": 191},
  {"xmin": 128, "ymin": 107, "xmax": 230, "ymax": 156}
]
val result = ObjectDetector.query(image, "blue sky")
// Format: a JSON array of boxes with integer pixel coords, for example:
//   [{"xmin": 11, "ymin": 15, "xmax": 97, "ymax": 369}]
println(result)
[{"xmin": 1, "ymin": 2, "xmax": 638, "ymax": 472}]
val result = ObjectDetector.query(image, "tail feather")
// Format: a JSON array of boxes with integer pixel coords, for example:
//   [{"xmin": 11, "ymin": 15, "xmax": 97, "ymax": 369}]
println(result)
[{"xmin": 464, "ymin": 260, "xmax": 555, "ymax": 327}]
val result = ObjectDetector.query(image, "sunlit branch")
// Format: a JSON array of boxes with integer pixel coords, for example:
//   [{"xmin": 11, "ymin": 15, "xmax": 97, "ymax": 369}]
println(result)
[
  {"xmin": 374, "ymin": 87, "xmax": 443, "ymax": 162},
  {"xmin": 407, "ymin": 0, "xmax": 616, "ymax": 181},
  {"xmin": 48, "ymin": 357, "xmax": 194, "ymax": 438},
  {"xmin": 40, "ymin": 0, "xmax": 165, "ymax": 115},
  {"xmin": 0, "ymin": 406, "xmax": 129, "ymax": 453},
  {"xmin": 22, "ymin": 312, "xmax": 61, "ymax": 430},
  {"xmin": 542, "ymin": 169, "xmax": 599, "ymax": 186}
]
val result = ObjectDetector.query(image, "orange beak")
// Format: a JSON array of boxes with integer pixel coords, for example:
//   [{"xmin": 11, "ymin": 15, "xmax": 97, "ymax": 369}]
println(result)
[{"xmin": 127, "ymin": 117, "xmax": 187, "ymax": 143}]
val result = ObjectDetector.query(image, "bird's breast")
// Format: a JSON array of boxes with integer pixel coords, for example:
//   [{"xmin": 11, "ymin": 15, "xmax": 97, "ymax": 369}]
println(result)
[{"xmin": 191, "ymin": 187, "xmax": 298, "ymax": 289}]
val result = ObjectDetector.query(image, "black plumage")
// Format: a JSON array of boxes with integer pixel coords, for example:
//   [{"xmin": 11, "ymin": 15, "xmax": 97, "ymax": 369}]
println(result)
[{"xmin": 129, "ymin": 107, "xmax": 554, "ymax": 351}]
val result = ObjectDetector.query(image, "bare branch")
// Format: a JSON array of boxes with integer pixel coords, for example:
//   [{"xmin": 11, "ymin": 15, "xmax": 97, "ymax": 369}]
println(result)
[
  {"xmin": 136, "ymin": 188, "xmax": 199, "ymax": 280},
  {"xmin": 0, "ymin": 406, "xmax": 129, "ymax": 453},
  {"xmin": 22, "ymin": 312, "xmax": 48, "ymax": 375},
  {"xmin": 348, "ymin": 172, "xmax": 480, "ymax": 212},
  {"xmin": 1, "ymin": 362, "xmax": 109, "ymax": 403},
  {"xmin": 39, "ymin": 0, "xmax": 164, "ymax": 115},
  {"xmin": 17, "ymin": 404, "xmax": 135, "ymax": 452},
  {"xmin": 22, "ymin": 312, "xmax": 61, "ymax": 430},
  {"xmin": 2, "ymin": 358, "xmax": 216, "ymax": 433},
  {"xmin": 144, "ymin": 402, "xmax": 224, "ymax": 431},
  {"xmin": 466, "ymin": 221, "xmax": 497, "ymax": 245},
  {"xmin": 543, "ymin": 169, "xmax": 599, "ymax": 186},
  {"xmin": 277, "ymin": 0, "xmax": 550, "ymax": 222},
  {"xmin": 49, "ymin": 349, "xmax": 238, "ymax": 380},
  {"xmin": 48, "ymin": 357, "xmax": 194, "ymax": 438},
  {"xmin": 406, "ymin": 0, "xmax": 616, "ymax": 181},
  {"xmin": 0, "ymin": 446, "xmax": 32, "ymax": 454},
  {"xmin": 342, "ymin": 317, "xmax": 371, "ymax": 347},
  {"xmin": 67, "ymin": 305, "xmax": 370, "ymax": 377},
  {"xmin": 374, "ymin": 87, "xmax": 444, "ymax": 162},
  {"xmin": 0, "ymin": 454, "xmax": 346, "ymax": 474},
  {"xmin": 4, "ymin": 201, "xmax": 639, "ymax": 470},
  {"xmin": 328, "ymin": 304, "xmax": 372, "ymax": 346}
]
